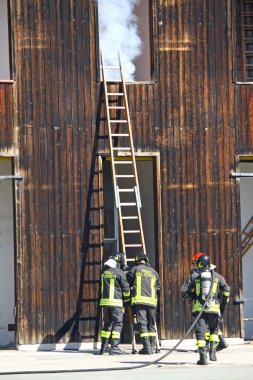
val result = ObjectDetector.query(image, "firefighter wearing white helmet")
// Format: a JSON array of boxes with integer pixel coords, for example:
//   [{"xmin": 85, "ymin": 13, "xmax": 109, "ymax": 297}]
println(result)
[
  {"xmin": 127, "ymin": 253, "xmax": 160, "ymax": 355},
  {"xmin": 181, "ymin": 254, "xmax": 230, "ymax": 365},
  {"xmin": 99, "ymin": 252, "xmax": 130, "ymax": 355}
]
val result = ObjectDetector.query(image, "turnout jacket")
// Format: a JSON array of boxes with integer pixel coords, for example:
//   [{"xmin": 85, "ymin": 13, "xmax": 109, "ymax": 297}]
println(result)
[
  {"xmin": 127, "ymin": 263, "xmax": 160, "ymax": 307},
  {"xmin": 99, "ymin": 263, "xmax": 130, "ymax": 308},
  {"xmin": 181, "ymin": 270, "xmax": 230, "ymax": 315}
]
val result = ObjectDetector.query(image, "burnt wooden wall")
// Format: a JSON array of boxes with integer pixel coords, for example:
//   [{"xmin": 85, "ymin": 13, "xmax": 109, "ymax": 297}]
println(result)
[
  {"xmin": 10, "ymin": 0, "xmax": 101, "ymax": 345},
  {"xmin": 2, "ymin": 0, "xmax": 252, "ymax": 344}
]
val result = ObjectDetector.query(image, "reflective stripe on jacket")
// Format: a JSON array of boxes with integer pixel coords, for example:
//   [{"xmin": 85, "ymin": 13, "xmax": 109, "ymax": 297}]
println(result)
[
  {"xmin": 181, "ymin": 270, "xmax": 230, "ymax": 314},
  {"xmin": 99, "ymin": 266, "xmax": 130, "ymax": 307},
  {"xmin": 127, "ymin": 264, "xmax": 160, "ymax": 307}
]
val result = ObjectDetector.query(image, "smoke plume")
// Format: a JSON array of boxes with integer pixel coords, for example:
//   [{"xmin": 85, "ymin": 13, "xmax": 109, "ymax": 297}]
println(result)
[{"xmin": 97, "ymin": 0, "xmax": 142, "ymax": 81}]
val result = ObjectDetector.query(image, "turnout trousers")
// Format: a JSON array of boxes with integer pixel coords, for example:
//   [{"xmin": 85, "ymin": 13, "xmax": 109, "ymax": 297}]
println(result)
[
  {"xmin": 101, "ymin": 307, "xmax": 123, "ymax": 340},
  {"xmin": 134, "ymin": 305, "xmax": 157, "ymax": 338},
  {"xmin": 195, "ymin": 312, "xmax": 219, "ymax": 347}
]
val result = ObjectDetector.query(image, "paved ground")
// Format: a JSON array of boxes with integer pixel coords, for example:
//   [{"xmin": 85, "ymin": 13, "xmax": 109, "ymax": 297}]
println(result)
[{"xmin": 0, "ymin": 340, "xmax": 252, "ymax": 379}]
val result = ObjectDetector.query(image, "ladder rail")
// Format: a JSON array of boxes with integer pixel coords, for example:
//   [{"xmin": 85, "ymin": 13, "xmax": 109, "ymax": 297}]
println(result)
[
  {"xmin": 118, "ymin": 53, "xmax": 146, "ymax": 254},
  {"xmin": 100, "ymin": 53, "xmax": 126, "ymax": 251}
]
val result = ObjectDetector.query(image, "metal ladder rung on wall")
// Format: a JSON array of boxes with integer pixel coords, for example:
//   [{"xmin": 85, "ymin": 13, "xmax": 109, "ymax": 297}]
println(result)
[{"xmin": 241, "ymin": 215, "xmax": 253, "ymax": 256}]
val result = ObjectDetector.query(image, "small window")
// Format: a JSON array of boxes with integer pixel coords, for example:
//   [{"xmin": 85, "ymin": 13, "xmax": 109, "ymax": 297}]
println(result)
[
  {"xmin": 0, "ymin": 1, "xmax": 11, "ymax": 79},
  {"xmin": 97, "ymin": 0, "xmax": 155, "ymax": 82},
  {"xmin": 234, "ymin": 0, "xmax": 253, "ymax": 82}
]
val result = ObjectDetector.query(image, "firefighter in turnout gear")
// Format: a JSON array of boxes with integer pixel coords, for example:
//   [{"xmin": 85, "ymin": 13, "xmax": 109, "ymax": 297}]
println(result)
[
  {"xmin": 191, "ymin": 253, "xmax": 228, "ymax": 352},
  {"xmin": 181, "ymin": 254, "xmax": 230, "ymax": 365},
  {"xmin": 99, "ymin": 252, "xmax": 130, "ymax": 355},
  {"xmin": 127, "ymin": 253, "xmax": 160, "ymax": 355}
]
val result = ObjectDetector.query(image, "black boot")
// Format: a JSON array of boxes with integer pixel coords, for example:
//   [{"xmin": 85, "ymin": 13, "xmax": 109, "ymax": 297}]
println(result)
[
  {"xmin": 209, "ymin": 342, "xmax": 217, "ymax": 361},
  {"xmin": 109, "ymin": 338, "xmax": 126, "ymax": 355},
  {"xmin": 216, "ymin": 335, "xmax": 228, "ymax": 351},
  {"xmin": 139, "ymin": 336, "xmax": 151, "ymax": 355},
  {"xmin": 197, "ymin": 347, "xmax": 208, "ymax": 365},
  {"xmin": 100, "ymin": 338, "xmax": 110, "ymax": 355},
  {"xmin": 150, "ymin": 336, "xmax": 156, "ymax": 354}
]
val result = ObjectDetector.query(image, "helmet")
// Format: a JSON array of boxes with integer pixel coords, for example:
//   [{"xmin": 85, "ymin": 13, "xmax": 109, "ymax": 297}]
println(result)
[
  {"xmin": 110, "ymin": 251, "xmax": 124, "ymax": 265},
  {"xmin": 196, "ymin": 254, "xmax": 211, "ymax": 272},
  {"xmin": 135, "ymin": 252, "xmax": 149, "ymax": 264},
  {"xmin": 192, "ymin": 252, "xmax": 205, "ymax": 264}
]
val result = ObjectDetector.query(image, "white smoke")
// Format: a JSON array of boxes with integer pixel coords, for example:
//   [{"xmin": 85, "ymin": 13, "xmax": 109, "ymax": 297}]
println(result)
[{"xmin": 97, "ymin": 0, "xmax": 142, "ymax": 82}]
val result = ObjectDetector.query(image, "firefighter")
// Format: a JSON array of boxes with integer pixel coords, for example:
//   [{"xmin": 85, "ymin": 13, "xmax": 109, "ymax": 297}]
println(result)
[
  {"xmin": 99, "ymin": 252, "xmax": 130, "ymax": 355},
  {"xmin": 181, "ymin": 254, "xmax": 230, "ymax": 365},
  {"xmin": 127, "ymin": 253, "xmax": 160, "ymax": 355},
  {"xmin": 191, "ymin": 252, "xmax": 228, "ymax": 352}
]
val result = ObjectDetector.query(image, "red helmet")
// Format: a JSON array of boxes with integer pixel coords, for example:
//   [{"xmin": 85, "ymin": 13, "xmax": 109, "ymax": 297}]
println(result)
[{"xmin": 192, "ymin": 252, "xmax": 205, "ymax": 264}]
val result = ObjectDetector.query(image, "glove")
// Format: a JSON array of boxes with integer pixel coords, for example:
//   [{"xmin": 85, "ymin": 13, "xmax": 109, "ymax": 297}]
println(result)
[
  {"xmin": 122, "ymin": 265, "xmax": 130, "ymax": 272},
  {"xmin": 217, "ymin": 316, "xmax": 223, "ymax": 323}
]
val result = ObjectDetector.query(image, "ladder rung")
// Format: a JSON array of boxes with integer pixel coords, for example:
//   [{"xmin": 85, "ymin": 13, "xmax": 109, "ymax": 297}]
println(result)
[
  {"xmin": 102, "ymin": 65, "xmax": 120, "ymax": 69},
  {"xmin": 113, "ymin": 147, "xmax": 131, "ymax": 150},
  {"xmin": 114, "ymin": 161, "xmax": 133, "ymax": 164},
  {"xmin": 107, "ymin": 93, "xmax": 124, "ymax": 96},
  {"xmin": 110, "ymin": 120, "xmax": 128, "ymax": 123},
  {"xmin": 123, "ymin": 230, "xmax": 140, "ymax": 233},
  {"xmin": 126, "ymin": 258, "xmax": 136, "ymax": 262},
  {"xmin": 118, "ymin": 188, "xmax": 134, "ymax": 191},
  {"xmin": 111, "ymin": 134, "xmax": 129, "ymax": 137},
  {"xmin": 115, "ymin": 175, "xmax": 134, "ymax": 177},
  {"xmin": 122, "ymin": 216, "xmax": 138, "ymax": 219},
  {"xmin": 125, "ymin": 244, "xmax": 143, "ymax": 247},
  {"xmin": 120, "ymin": 203, "xmax": 137, "ymax": 206},
  {"xmin": 108, "ymin": 106, "xmax": 126, "ymax": 109}
]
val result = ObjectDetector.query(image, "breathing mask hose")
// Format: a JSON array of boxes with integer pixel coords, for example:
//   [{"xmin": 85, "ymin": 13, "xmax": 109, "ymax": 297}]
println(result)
[{"xmin": 0, "ymin": 272, "xmax": 215, "ymax": 375}]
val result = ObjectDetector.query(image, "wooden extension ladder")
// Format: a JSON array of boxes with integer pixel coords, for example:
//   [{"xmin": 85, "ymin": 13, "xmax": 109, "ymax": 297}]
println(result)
[
  {"xmin": 100, "ymin": 52, "xmax": 146, "ymax": 260},
  {"xmin": 100, "ymin": 52, "xmax": 160, "ymax": 353}
]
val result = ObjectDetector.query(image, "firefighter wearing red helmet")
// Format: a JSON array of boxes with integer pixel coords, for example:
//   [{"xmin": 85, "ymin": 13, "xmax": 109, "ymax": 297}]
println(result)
[
  {"xmin": 181, "ymin": 254, "xmax": 230, "ymax": 365},
  {"xmin": 99, "ymin": 252, "xmax": 130, "ymax": 355},
  {"xmin": 190, "ymin": 252, "xmax": 228, "ymax": 352},
  {"xmin": 127, "ymin": 253, "xmax": 160, "ymax": 355}
]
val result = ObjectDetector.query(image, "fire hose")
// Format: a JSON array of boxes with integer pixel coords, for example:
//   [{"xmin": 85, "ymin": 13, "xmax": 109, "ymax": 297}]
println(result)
[{"xmin": 0, "ymin": 274, "xmax": 215, "ymax": 375}]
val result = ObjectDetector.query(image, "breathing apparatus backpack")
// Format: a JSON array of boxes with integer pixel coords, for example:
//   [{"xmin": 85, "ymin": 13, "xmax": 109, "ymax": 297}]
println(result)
[{"xmin": 196, "ymin": 254, "xmax": 213, "ymax": 308}]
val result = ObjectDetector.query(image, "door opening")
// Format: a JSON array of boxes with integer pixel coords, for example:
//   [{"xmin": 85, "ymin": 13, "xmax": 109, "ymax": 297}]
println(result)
[
  {"xmin": 0, "ymin": 157, "xmax": 15, "ymax": 347},
  {"xmin": 239, "ymin": 159, "xmax": 253, "ymax": 339},
  {"xmin": 100, "ymin": 153, "xmax": 165, "ymax": 343},
  {"xmin": 101, "ymin": 154, "xmax": 162, "ymax": 342},
  {"xmin": 102, "ymin": 156, "xmax": 158, "ymax": 269}
]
